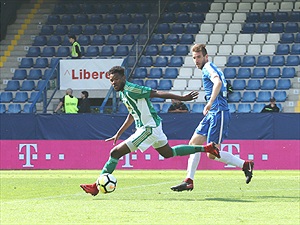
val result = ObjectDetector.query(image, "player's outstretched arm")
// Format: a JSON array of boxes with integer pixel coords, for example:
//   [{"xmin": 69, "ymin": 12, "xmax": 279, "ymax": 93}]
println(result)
[{"xmin": 150, "ymin": 90, "xmax": 198, "ymax": 101}]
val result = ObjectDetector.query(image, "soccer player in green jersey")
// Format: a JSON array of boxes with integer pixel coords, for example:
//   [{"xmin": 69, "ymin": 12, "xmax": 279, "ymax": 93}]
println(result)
[{"xmin": 81, "ymin": 66, "xmax": 220, "ymax": 196}]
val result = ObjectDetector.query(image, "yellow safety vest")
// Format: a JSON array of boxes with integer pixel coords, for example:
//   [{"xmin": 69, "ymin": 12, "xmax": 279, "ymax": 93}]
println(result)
[
  {"xmin": 71, "ymin": 42, "xmax": 81, "ymax": 58},
  {"xmin": 64, "ymin": 95, "xmax": 78, "ymax": 113}
]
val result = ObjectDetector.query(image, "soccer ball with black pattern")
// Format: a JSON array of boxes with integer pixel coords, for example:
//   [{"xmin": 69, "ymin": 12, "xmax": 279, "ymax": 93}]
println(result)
[{"xmin": 96, "ymin": 173, "xmax": 117, "ymax": 194}]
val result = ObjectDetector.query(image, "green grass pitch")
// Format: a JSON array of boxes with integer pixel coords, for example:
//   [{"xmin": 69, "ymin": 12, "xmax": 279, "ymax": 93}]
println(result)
[{"xmin": 1, "ymin": 170, "xmax": 299, "ymax": 225}]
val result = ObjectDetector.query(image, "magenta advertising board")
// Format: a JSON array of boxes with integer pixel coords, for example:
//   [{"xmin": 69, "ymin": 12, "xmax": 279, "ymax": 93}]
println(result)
[{"xmin": 0, "ymin": 140, "xmax": 299, "ymax": 170}]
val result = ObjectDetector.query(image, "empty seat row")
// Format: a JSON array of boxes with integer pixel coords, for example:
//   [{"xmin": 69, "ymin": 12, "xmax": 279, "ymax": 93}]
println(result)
[
  {"xmin": 228, "ymin": 91, "xmax": 287, "ymax": 103},
  {"xmin": 133, "ymin": 67, "xmax": 178, "ymax": 79},
  {"xmin": 280, "ymin": 33, "xmax": 300, "ymax": 43},
  {"xmin": 245, "ymin": 11, "xmax": 300, "ymax": 23},
  {"xmin": 155, "ymin": 23, "xmax": 200, "ymax": 34},
  {"xmin": 225, "ymin": 67, "xmax": 296, "ymax": 79},
  {"xmin": 12, "ymin": 69, "xmax": 57, "ymax": 80},
  {"xmin": 231, "ymin": 79, "xmax": 291, "ymax": 91},
  {"xmin": 150, "ymin": 33, "xmax": 194, "ymax": 45},
  {"xmin": 46, "ymin": 13, "xmax": 148, "ymax": 25},
  {"xmin": 165, "ymin": 2, "xmax": 210, "ymax": 13},
  {"xmin": 275, "ymin": 44, "xmax": 300, "ymax": 55},
  {"xmin": 138, "ymin": 56, "xmax": 184, "ymax": 67},
  {"xmin": 4, "ymin": 80, "xmax": 50, "ymax": 91},
  {"xmin": 160, "ymin": 12, "xmax": 205, "ymax": 23},
  {"xmin": 0, "ymin": 103, "xmax": 37, "ymax": 113},
  {"xmin": 0, "ymin": 91, "xmax": 43, "ymax": 103},
  {"xmin": 145, "ymin": 45, "xmax": 189, "ymax": 56},
  {"xmin": 229, "ymin": 103, "xmax": 282, "ymax": 114},
  {"xmin": 242, "ymin": 22, "xmax": 299, "ymax": 34},
  {"xmin": 132, "ymin": 79, "xmax": 173, "ymax": 91}
]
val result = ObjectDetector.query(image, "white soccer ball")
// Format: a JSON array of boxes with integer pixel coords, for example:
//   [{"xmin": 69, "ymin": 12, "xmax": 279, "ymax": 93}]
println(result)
[{"xmin": 96, "ymin": 173, "xmax": 117, "ymax": 194}]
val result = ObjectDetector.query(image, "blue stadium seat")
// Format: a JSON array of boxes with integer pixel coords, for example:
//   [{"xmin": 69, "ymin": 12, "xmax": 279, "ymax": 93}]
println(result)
[
  {"xmin": 28, "ymin": 92, "xmax": 43, "ymax": 103},
  {"xmin": 256, "ymin": 56, "xmax": 270, "ymax": 67},
  {"xmin": 27, "ymin": 69, "xmax": 42, "ymax": 80},
  {"xmin": 267, "ymin": 67, "xmax": 280, "ymax": 78},
  {"xmin": 246, "ymin": 12, "xmax": 259, "ymax": 23},
  {"xmin": 132, "ymin": 13, "xmax": 146, "ymax": 24},
  {"xmin": 61, "ymin": 36, "xmax": 71, "ymax": 46},
  {"xmin": 157, "ymin": 79, "xmax": 172, "ymax": 90},
  {"xmin": 224, "ymin": 68, "xmax": 236, "ymax": 79},
  {"xmin": 274, "ymin": 12, "xmax": 288, "ymax": 22},
  {"xmin": 41, "ymin": 46, "xmax": 55, "ymax": 57},
  {"xmin": 151, "ymin": 97, "xmax": 164, "ymax": 103},
  {"xmin": 77, "ymin": 35, "xmax": 90, "ymax": 46},
  {"xmin": 123, "ymin": 3, "xmax": 136, "ymax": 13},
  {"xmin": 164, "ymin": 68, "xmax": 178, "ymax": 79},
  {"xmin": 90, "ymin": 14, "xmax": 103, "ymax": 24},
  {"xmin": 139, "ymin": 56, "xmax": 153, "ymax": 67},
  {"xmin": 252, "ymin": 103, "xmax": 265, "ymax": 113},
  {"xmin": 241, "ymin": 56, "xmax": 256, "ymax": 67},
  {"xmin": 85, "ymin": 46, "xmax": 100, "ymax": 57},
  {"xmin": 103, "ymin": 14, "xmax": 117, "ymax": 24},
  {"xmin": 169, "ymin": 56, "xmax": 183, "ymax": 67},
  {"xmin": 82, "ymin": 3, "xmax": 94, "ymax": 14},
  {"xmin": 106, "ymin": 35, "xmax": 120, "ymax": 45},
  {"xmin": 171, "ymin": 24, "xmax": 185, "ymax": 34},
  {"xmin": 115, "ymin": 46, "xmax": 129, "ymax": 56},
  {"xmin": 290, "ymin": 12, "xmax": 300, "ymax": 22},
  {"xmin": 133, "ymin": 68, "xmax": 147, "ymax": 79},
  {"xmin": 49, "ymin": 58, "xmax": 60, "ymax": 68},
  {"xmin": 112, "ymin": 24, "xmax": 126, "ymax": 35},
  {"xmin": 256, "ymin": 23, "xmax": 270, "ymax": 33},
  {"xmin": 226, "ymin": 56, "xmax": 241, "ymax": 67},
  {"xmin": 165, "ymin": 34, "xmax": 179, "ymax": 44},
  {"xmin": 100, "ymin": 46, "xmax": 114, "ymax": 56},
  {"xmin": 275, "ymin": 44, "xmax": 290, "ymax": 55},
  {"xmin": 90, "ymin": 35, "xmax": 105, "ymax": 45},
  {"xmin": 290, "ymin": 44, "xmax": 300, "ymax": 55},
  {"xmin": 167, "ymin": 2, "xmax": 181, "ymax": 12},
  {"xmin": 52, "ymin": 4, "xmax": 66, "ymax": 14},
  {"xmin": 26, "ymin": 47, "xmax": 41, "ymax": 57},
  {"xmin": 260, "ymin": 12, "xmax": 273, "ymax": 23},
  {"xmin": 131, "ymin": 79, "xmax": 144, "ymax": 86},
  {"xmin": 149, "ymin": 68, "xmax": 163, "ymax": 78},
  {"xmin": 191, "ymin": 103, "xmax": 205, "ymax": 113},
  {"xmin": 33, "ymin": 35, "xmax": 47, "ymax": 46},
  {"xmin": 12, "ymin": 69, "xmax": 27, "ymax": 80},
  {"xmin": 160, "ymin": 45, "xmax": 174, "ymax": 56},
  {"xmin": 228, "ymin": 92, "xmax": 241, "ymax": 102},
  {"xmin": 177, "ymin": 13, "xmax": 190, "ymax": 23},
  {"xmin": 60, "ymin": 14, "xmax": 74, "ymax": 25},
  {"xmin": 277, "ymin": 79, "xmax": 291, "ymax": 90},
  {"xmin": 161, "ymin": 103, "xmax": 172, "ymax": 113},
  {"xmin": 82, "ymin": 25, "xmax": 97, "ymax": 35},
  {"xmin": 43, "ymin": 68, "xmax": 57, "ymax": 80},
  {"xmin": 120, "ymin": 35, "xmax": 135, "ymax": 45},
  {"xmin": 94, "ymin": 4, "xmax": 109, "ymax": 14},
  {"xmin": 246, "ymin": 79, "xmax": 261, "ymax": 90},
  {"xmin": 74, "ymin": 14, "xmax": 89, "ymax": 25},
  {"xmin": 46, "ymin": 14, "xmax": 60, "ymax": 25},
  {"xmin": 0, "ymin": 92, "xmax": 13, "ymax": 103},
  {"xmin": 152, "ymin": 104, "xmax": 160, "ymax": 113},
  {"xmin": 145, "ymin": 45, "xmax": 159, "ymax": 56},
  {"xmin": 273, "ymin": 91, "xmax": 287, "ymax": 102},
  {"xmin": 270, "ymin": 23, "xmax": 284, "ymax": 33},
  {"xmin": 0, "ymin": 104, "xmax": 6, "ymax": 113},
  {"xmin": 156, "ymin": 23, "xmax": 170, "ymax": 34},
  {"xmin": 23, "ymin": 104, "xmax": 37, "ymax": 113},
  {"xmin": 145, "ymin": 80, "xmax": 158, "ymax": 89},
  {"xmin": 69, "ymin": 25, "xmax": 83, "ymax": 35},
  {"xmin": 150, "ymin": 34, "xmax": 164, "ymax": 44},
  {"xmin": 236, "ymin": 68, "xmax": 251, "ymax": 79},
  {"xmin": 282, "ymin": 67, "xmax": 295, "ymax": 78},
  {"xmin": 237, "ymin": 104, "xmax": 251, "ymax": 113},
  {"xmin": 271, "ymin": 55, "xmax": 285, "ymax": 66},
  {"xmin": 161, "ymin": 13, "xmax": 176, "ymax": 23},
  {"xmin": 154, "ymin": 56, "xmax": 168, "ymax": 67},
  {"xmin": 47, "ymin": 35, "xmax": 61, "ymax": 46},
  {"xmin": 286, "ymin": 55, "xmax": 300, "ymax": 66},
  {"xmin": 39, "ymin": 25, "xmax": 54, "ymax": 35},
  {"xmin": 185, "ymin": 23, "xmax": 199, "ymax": 34},
  {"xmin": 35, "ymin": 80, "xmax": 49, "ymax": 91},
  {"xmin": 241, "ymin": 23, "xmax": 256, "ymax": 33},
  {"xmin": 118, "ymin": 14, "xmax": 132, "ymax": 24},
  {"xmin": 252, "ymin": 68, "xmax": 266, "ymax": 78},
  {"xmin": 110, "ymin": 4, "xmax": 123, "ymax": 14},
  {"xmin": 98, "ymin": 25, "xmax": 111, "ymax": 35},
  {"xmin": 261, "ymin": 79, "xmax": 276, "ymax": 90},
  {"xmin": 180, "ymin": 34, "xmax": 194, "ymax": 44},
  {"xmin": 175, "ymin": 45, "xmax": 189, "ymax": 56},
  {"xmin": 19, "ymin": 58, "xmax": 34, "ymax": 68},
  {"xmin": 20, "ymin": 80, "xmax": 35, "ymax": 91},
  {"xmin": 127, "ymin": 24, "xmax": 140, "ymax": 34},
  {"xmin": 56, "ymin": 47, "xmax": 70, "ymax": 57},
  {"xmin": 285, "ymin": 22, "xmax": 299, "ymax": 33},
  {"xmin": 5, "ymin": 80, "xmax": 20, "ymax": 91},
  {"xmin": 7, "ymin": 104, "xmax": 21, "ymax": 113},
  {"xmin": 241, "ymin": 91, "xmax": 256, "ymax": 102},
  {"xmin": 191, "ymin": 13, "xmax": 205, "ymax": 23},
  {"xmin": 256, "ymin": 91, "xmax": 271, "ymax": 102},
  {"xmin": 13, "ymin": 92, "xmax": 28, "ymax": 103},
  {"xmin": 281, "ymin": 33, "xmax": 294, "ymax": 43},
  {"xmin": 228, "ymin": 103, "xmax": 236, "ymax": 113},
  {"xmin": 232, "ymin": 80, "xmax": 246, "ymax": 90},
  {"xmin": 54, "ymin": 25, "xmax": 68, "ymax": 35}
]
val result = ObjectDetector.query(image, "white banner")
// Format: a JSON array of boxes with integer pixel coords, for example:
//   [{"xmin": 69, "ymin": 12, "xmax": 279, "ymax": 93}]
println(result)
[{"xmin": 59, "ymin": 59, "xmax": 124, "ymax": 90}]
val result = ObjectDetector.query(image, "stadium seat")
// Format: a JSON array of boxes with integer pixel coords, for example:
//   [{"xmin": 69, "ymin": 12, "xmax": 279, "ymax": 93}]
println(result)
[
  {"xmin": 112, "ymin": 24, "xmax": 126, "ymax": 35},
  {"xmin": 285, "ymin": 22, "xmax": 299, "ymax": 33},
  {"xmin": 270, "ymin": 23, "xmax": 284, "ymax": 33},
  {"xmin": 98, "ymin": 25, "xmax": 111, "ymax": 35},
  {"xmin": 103, "ymin": 14, "xmax": 117, "ymax": 24},
  {"xmin": 69, "ymin": 25, "xmax": 83, "ymax": 35},
  {"xmin": 256, "ymin": 23, "xmax": 270, "ymax": 33},
  {"xmin": 256, "ymin": 56, "xmax": 270, "ymax": 67},
  {"xmin": 290, "ymin": 12, "xmax": 300, "ymax": 22},
  {"xmin": 161, "ymin": 103, "xmax": 172, "ymax": 113},
  {"xmin": 0, "ymin": 92, "xmax": 13, "ymax": 103},
  {"xmin": 273, "ymin": 91, "xmax": 287, "ymax": 102},
  {"xmin": 83, "ymin": 25, "xmax": 97, "ymax": 35},
  {"xmin": 115, "ymin": 46, "xmax": 129, "ymax": 56},
  {"xmin": 40, "ymin": 46, "xmax": 55, "ymax": 57},
  {"xmin": 191, "ymin": 13, "xmax": 205, "ymax": 23},
  {"xmin": 49, "ymin": 57, "xmax": 60, "ymax": 68},
  {"xmin": 145, "ymin": 80, "xmax": 158, "ymax": 89},
  {"xmin": 172, "ymin": 79, "xmax": 187, "ymax": 91},
  {"xmin": 226, "ymin": 56, "xmax": 241, "ymax": 67},
  {"xmin": 5, "ymin": 80, "xmax": 20, "ymax": 91},
  {"xmin": 131, "ymin": 79, "xmax": 144, "ymax": 86},
  {"xmin": 120, "ymin": 35, "xmax": 135, "ymax": 45},
  {"xmin": 28, "ymin": 92, "xmax": 43, "ymax": 103},
  {"xmin": 228, "ymin": 92, "xmax": 241, "ymax": 102},
  {"xmin": 157, "ymin": 79, "xmax": 172, "ymax": 90},
  {"xmin": 171, "ymin": 24, "xmax": 185, "ymax": 34},
  {"xmin": 236, "ymin": 68, "xmax": 251, "ymax": 79},
  {"xmin": 286, "ymin": 55, "xmax": 300, "ymax": 66},
  {"xmin": 185, "ymin": 23, "xmax": 200, "ymax": 34},
  {"xmin": 85, "ymin": 46, "xmax": 99, "ymax": 57},
  {"xmin": 34, "ymin": 58, "xmax": 48, "ymax": 68},
  {"xmin": 224, "ymin": 68, "xmax": 236, "ymax": 79},
  {"xmin": 19, "ymin": 58, "xmax": 34, "ymax": 68},
  {"xmin": 54, "ymin": 25, "xmax": 68, "ymax": 35},
  {"xmin": 241, "ymin": 56, "xmax": 256, "ymax": 67},
  {"xmin": 160, "ymin": 45, "xmax": 174, "ymax": 56},
  {"xmin": 56, "ymin": 47, "xmax": 70, "ymax": 57},
  {"xmin": 127, "ymin": 24, "xmax": 140, "ymax": 34},
  {"xmin": 110, "ymin": 4, "xmax": 123, "ymax": 14},
  {"xmin": 118, "ymin": 14, "xmax": 132, "ymax": 24},
  {"xmin": 46, "ymin": 14, "xmax": 60, "ymax": 25},
  {"xmin": 282, "ymin": 67, "xmax": 295, "ymax": 78},
  {"xmin": 261, "ymin": 12, "xmax": 274, "ymax": 22},
  {"xmin": 0, "ymin": 104, "xmax": 6, "ymax": 113},
  {"xmin": 26, "ymin": 47, "xmax": 41, "ymax": 57},
  {"xmin": 100, "ymin": 46, "xmax": 114, "ymax": 56},
  {"xmin": 149, "ymin": 68, "xmax": 163, "ymax": 78},
  {"xmin": 132, "ymin": 13, "xmax": 147, "ymax": 24},
  {"xmin": 271, "ymin": 55, "xmax": 285, "ymax": 66},
  {"xmin": 237, "ymin": 104, "xmax": 251, "ymax": 113},
  {"xmin": 267, "ymin": 67, "xmax": 280, "ymax": 78},
  {"xmin": 20, "ymin": 80, "xmax": 35, "ymax": 91},
  {"xmin": 35, "ymin": 80, "xmax": 49, "ymax": 91},
  {"xmin": 161, "ymin": 13, "xmax": 176, "ymax": 23},
  {"xmin": 175, "ymin": 45, "xmax": 189, "ymax": 56},
  {"xmin": 7, "ymin": 104, "xmax": 22, "ymax": 113},
  {"xmin": 27, "ymin": 69, "xmax": 42, "ymax": 80},
  {"xmin": 257, "ymin": 91, "xmax": 271, "ymax": 102},
  {"xmin": 60, "ymin": 14, "xmax": 74, "ymax": 25},
  {"xmin": 191, "ymin": 103, "xmax": 205, "ymax": 113},
  {"xmin": 246, "ymin": 79, "xmax": 261, "ymax": 90},
  {"xmin": 246, "ymin": 12, "xmax": 259, "ymax": 23},
  {"xmin": 252, "ymin": 103, "xmax": 265, "ymax": 113},
  {"xmin": 281, "ymin": 33, "xmax": 294, "ymax": 43},
  {"xmin": 150, "ymin": 34, "xmax": 164, "ymax": 45},
  {"xmin": 133, "ymin": 68, "xmax": 147, "ymax": 79},
  {"xmin": 74, "ymin": 14, "xmax": 89, "ymax": 25},
  {"xmin": 177, "ymin": 13, "xmax": 190, "ymax": 23},
  {"xmin": 90, "ymin": 35, "xmax": 105, "ymax": 45},
  {"xmin": 165, "ymin": 34, "xmax": 179, "ymax": 44},
  {"xmin": 241, "ymin": 91, "xmax": 256, "ymax": 102},
  {"xmin": 77, "ymin": 35, "xmax": 91, "ymax": 46},
  {"xmin": 23, "ymin": 104, "xmax": 37, "ymax": 113},
  {"xmin": 39, "ymin": 25, "xmax": 54, "ymax": 35},
  {"xmin": 156, "ymin": 23, "xmax": 170, "ymax": 34},
  {"xmin": 274, "ymin": 12, "xmax": 288, "ymax": 22},
  {"xmin": 290, "ymin": 44, "xmax": 300, "ymax": 55},
  {"xmin": 13, "ymin": 92, "xmax": 28, "ymax": 103},
  {"xmin": 139, "ymin": 56, "xmax": 153, "ymax": 67},
  {"xmin": 33, "ymin": 35, "xmax": 47, "ymax": 46},
  {"xmin": 106, "ymin": 35, "xmax": 120, "ymax": 45},
  {"xmin": 154, "ymin": 57, "xmax": 168, "ymax": 67},
  {"xmin": 277, "ymin": 79, "xmax": 291, "ymax": 90},
  {"xmin": 43, "ymin": 68, "xmax": 57, "ymax": 80},
  {"xmin": 47, "ymin": 35, "xmax": 61, "ymax": 46},
  {"xmin": 52, "ymin": 4, "xmax": 66, "ymax": 14},
  {"xmin": 93, "ymin": 4, "xmax": 109, "ymax": 14},
  {"xmin": 275, "ymin": 44, "xmax": 290, "ymax": 55},
  {"xmin": 180, "ymin": 34, "xmax": 194, "ymax": 44},
  {"xmin": 13, "ymin": 69, "xmax": 27, "ymax": 80},
  {"xmin": 169, "ymin": 56, "xmax": 183, "ymax": 67},
  {"xmin": 261, "ymin": 79, "xmax": 276, "ymax": 90},
  {"xmin": 252, "ymin": 68, "xmax": 266, "ymax": 79},
  {"xmin": 232, "ymin": 80, "xmax": 246, "ymax": 90},
  {"xmin": 241, "ymin": 23, "xmax": 256, "ymax": 33},
  {"xmin": 164, "ymin": 68, "xmax": 178, "ymax": 79},
  {"xmin": 145, "ymin": 45, "xmax": 159, "ymax": 56}
]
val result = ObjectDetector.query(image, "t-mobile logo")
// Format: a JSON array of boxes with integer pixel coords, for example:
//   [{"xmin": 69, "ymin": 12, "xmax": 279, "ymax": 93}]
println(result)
[
  {"xmin": 221, "ymin": 143, "xmax": 240, "ymax": 168},
  {"xmin": 19, "ymin": 144, "xmax": 38, "ymax": 167}
]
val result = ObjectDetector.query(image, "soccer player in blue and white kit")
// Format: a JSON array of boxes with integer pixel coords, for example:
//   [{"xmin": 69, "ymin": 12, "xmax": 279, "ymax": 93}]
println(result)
[
  {"xmin": 171, "ymin": 44, "xmax": 254, "ymax": 192},
  {"xmin": 80, "ymin": 66, "xmax": 221, "ymax": 196}
]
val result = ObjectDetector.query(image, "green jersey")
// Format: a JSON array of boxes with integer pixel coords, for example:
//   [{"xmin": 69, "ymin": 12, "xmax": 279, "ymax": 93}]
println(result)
[{"xmin": 120, "ymin": 81, "xmax": 161, "ymax": 128}]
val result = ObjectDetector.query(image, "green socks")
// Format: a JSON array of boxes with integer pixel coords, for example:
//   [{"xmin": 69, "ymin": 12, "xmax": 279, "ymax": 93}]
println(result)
[
  {"xmin": 172, "ymin": 145, "xmax": 205, "ymax": 156},
  {"xmin": 101, "ymin": 156, "xmax": 119, "ymax": 175}
]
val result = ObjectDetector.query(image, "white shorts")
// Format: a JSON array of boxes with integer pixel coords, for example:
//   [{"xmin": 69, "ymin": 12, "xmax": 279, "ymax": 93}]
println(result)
[{"xmin": 125, "ymin": 123, "xmax": 168, "ymax": 152}]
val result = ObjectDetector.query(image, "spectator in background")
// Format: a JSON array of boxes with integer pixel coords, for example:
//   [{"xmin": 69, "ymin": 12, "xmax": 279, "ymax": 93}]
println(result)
[
  {"xmin": 168, "ymin": 99, "xmax": 189, "ymax": 113},
  {"xmin": 261, "ymin": 97, "xmax": 280, "ymax": 113},
  {"xmin": 54, "ymin": 88, "xmax": 78, "ymax": 113},
  {"xmin": 79, "ymin": 91, "xmax": 91, "ymax": 113},
  {"xmin": 69, "ymin": 35, "xmax": 82, "ymax": 59}
]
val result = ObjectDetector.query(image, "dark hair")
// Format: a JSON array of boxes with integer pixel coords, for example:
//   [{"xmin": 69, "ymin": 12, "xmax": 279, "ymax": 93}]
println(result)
[
  {"xmin": 81, "ymin": 91, "xmax": 89, "ymax": 98},
  {"xmin": 68, "ymin": 35, "xmax": 76, "ymax": 41},
  {"xmin": 270, "ymin": 97, "xmax": 276, "ymax": 102},
  {"xmin": 108, "ymin": 66, "xmax": 125, "ymax": 76}
]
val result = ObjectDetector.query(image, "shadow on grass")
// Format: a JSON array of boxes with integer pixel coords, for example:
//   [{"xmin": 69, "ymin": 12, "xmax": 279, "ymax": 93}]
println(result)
[{"xmin": 204, "ymin": 198, "xmax": 254, "ymax": 202}]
